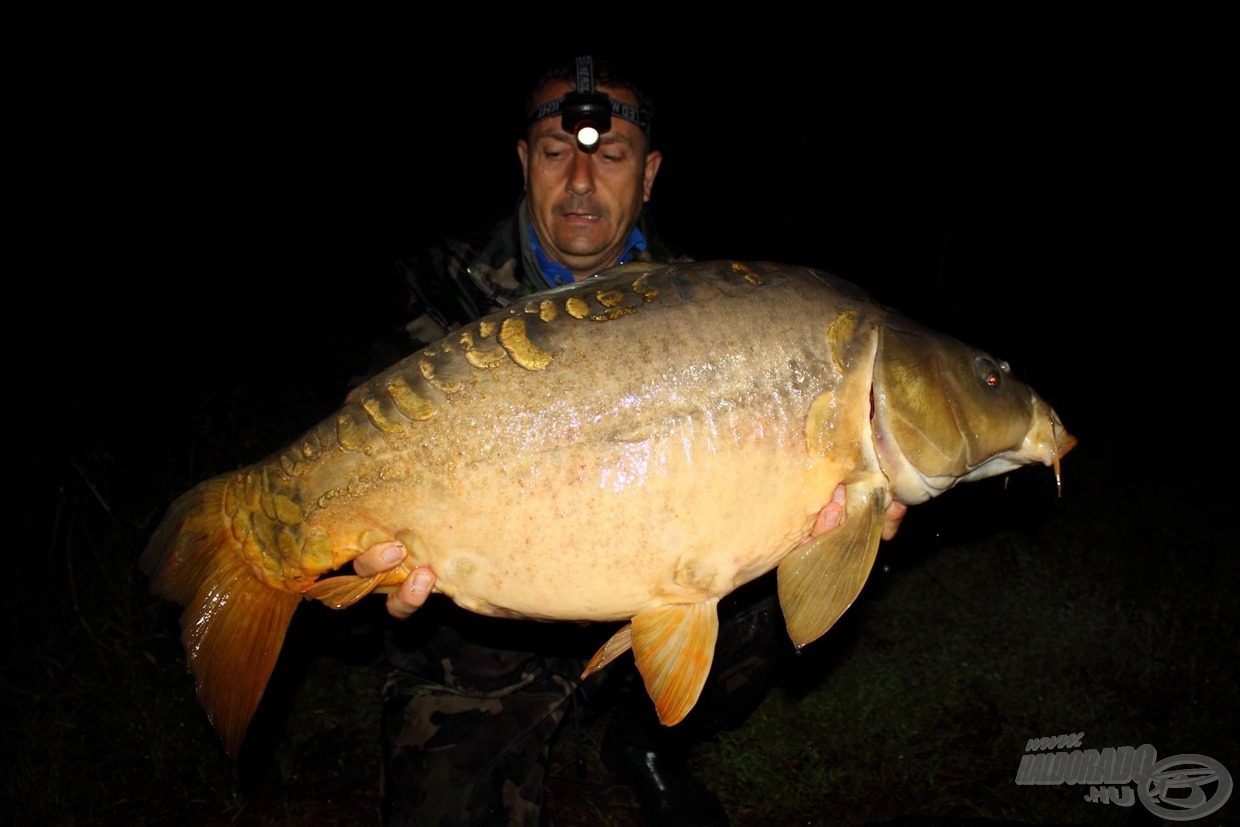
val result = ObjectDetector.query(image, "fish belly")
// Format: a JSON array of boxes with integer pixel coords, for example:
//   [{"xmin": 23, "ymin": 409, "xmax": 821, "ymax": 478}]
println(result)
[{"xmin": 306, "ymin": 401, "xmax": 848, "ymax": 622}]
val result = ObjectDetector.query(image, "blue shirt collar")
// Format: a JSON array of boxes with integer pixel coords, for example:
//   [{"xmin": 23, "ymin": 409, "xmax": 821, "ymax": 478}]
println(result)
[{"xmin": 531, "ymin": 224, "xmax": 648, "ymax": 288}]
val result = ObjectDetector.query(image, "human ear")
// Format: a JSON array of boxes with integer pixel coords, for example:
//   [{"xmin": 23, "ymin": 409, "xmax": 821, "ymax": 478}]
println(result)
[
  {"xmin": 517, "ymin": 139, "xmax": 530, "ymax": 180},
  {"xmin": 642, "ymin": 150, "xmax": 663, "ymax": 202}
]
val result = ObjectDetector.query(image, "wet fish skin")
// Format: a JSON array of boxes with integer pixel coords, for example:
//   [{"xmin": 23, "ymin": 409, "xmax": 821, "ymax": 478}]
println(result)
[{"xmin": 141, "ymin": 259, "xmax": 1075, "ymax": 761}]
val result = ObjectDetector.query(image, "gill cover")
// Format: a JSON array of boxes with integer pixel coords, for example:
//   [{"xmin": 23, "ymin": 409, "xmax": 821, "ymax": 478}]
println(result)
[{"xmin": 872, "ymin": 326, "xmax": 1042, "ymax": 501}]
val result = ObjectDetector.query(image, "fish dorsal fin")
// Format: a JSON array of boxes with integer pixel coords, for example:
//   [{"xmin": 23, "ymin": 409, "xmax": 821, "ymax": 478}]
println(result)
[
  {"xmin": 303, "ymin": 560, "xmax": 414, "ymax": 610},
  {"xmin": 629, "ymin": 601, "xmax": 720, "ymax": 726},
  {"xmin": 777, "ymin": 484, "xmax": 886, "ymax": 649},
  {"xmin": 582, "ymin": 623, "xmax": 634, "ymax": 679}
]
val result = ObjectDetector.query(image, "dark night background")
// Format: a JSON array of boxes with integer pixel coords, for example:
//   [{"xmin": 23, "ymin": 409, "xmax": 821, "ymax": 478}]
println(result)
[
  {"xmin": 41, "ymin": 31, "xmax": 1222, "ymax": 448},
  {"xmin": 11, "ymin": 21, "xmax": 1235, "ymax": 827}
]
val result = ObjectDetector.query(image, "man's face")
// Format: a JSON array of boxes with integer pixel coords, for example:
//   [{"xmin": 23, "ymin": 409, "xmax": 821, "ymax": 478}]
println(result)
[{"xmin": 517, "ymin": 79, "xmax": 662, "ymax": 281}]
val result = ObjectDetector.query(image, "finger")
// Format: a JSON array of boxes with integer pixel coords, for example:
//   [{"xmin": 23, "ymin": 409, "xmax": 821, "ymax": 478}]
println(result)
[
  {"xmin": 882, "ymin": 502, "xmax": 909, "ymax": 541},
  {"xmin": 353, "ymin": 541, "xmax": 407, "ymax": 577},
  {"xmin": 811, "ymin": 484, "xmax": 848, "ymax": 537},
  {"xmin": 386, "ymin": 566, "xmax": 436, "ymax": 620}
]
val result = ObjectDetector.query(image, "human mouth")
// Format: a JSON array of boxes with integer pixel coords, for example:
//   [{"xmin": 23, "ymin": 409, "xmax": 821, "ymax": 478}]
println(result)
[{"xmin": 558, "ymin": 203, "xmax": 604, "ymax": 221}]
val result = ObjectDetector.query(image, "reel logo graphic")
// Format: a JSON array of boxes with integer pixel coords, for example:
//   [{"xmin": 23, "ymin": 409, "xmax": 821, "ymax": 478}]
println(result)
[
  {"xmin": 1016, "ymin": 734, "xmax": 1231, "ymax": 821},
  {"xmin": 1141, "ymin": 754, "xmax": 1232, "ymax": 821}
]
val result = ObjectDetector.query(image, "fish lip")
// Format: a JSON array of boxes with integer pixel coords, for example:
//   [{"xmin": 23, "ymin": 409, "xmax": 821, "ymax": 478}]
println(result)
[{"xmin": 1034, "ymin": 401, "xmax": 1078, "ymax": 461}]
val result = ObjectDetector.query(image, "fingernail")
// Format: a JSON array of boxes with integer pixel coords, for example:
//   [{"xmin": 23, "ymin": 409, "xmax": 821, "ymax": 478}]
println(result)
[
  {"xmin": 381, "ymin": 543, "xmax": 404, "ymax": 564},
  {"xmin": 411, "ymin": 572, "xmax": 432, "ymax": 593}
]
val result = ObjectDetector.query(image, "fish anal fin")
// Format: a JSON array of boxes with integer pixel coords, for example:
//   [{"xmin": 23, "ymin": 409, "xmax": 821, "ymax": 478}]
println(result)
[
  {"xmin": 777, "ymin": 484, "xmax": 886, "ymax": 650},
  {"xmin": 582, "ymin": 623, "xmax": 633, "ymax": 679},
  {"xmin": 630, "ymin": 601, "xmax": 720, "ymax": 726},
  {"xmin": 303, "ymin": 561, "xmax": 414, "ymax": 610}
]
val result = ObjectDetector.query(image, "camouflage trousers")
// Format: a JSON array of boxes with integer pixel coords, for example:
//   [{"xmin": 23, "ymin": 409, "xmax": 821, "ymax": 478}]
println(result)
[
  {"xmin": 378, "ymin": 579, "xmax": 790, "ymax": 826},
  {"xmin": 378, "ymin": 604, "xmax": 602, "ymax": 827}
]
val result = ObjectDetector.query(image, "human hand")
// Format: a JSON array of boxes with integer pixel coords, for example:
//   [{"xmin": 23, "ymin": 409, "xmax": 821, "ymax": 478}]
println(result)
[
  {"xmin": 810, "ymin": 484, "xmax": 908, "ymax": 541},
  {"xmin": 352, "ymin": 541, "xmax": 436, "ymax": 620}
]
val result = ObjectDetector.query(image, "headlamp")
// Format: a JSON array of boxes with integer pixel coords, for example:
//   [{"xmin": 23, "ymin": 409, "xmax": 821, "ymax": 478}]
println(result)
[{"xmin": 524, "ymin": 55, "xmax": 652, "ymax": 152}]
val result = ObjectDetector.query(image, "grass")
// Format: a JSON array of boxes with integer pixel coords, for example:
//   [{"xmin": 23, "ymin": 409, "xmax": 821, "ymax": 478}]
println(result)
[{"xmin": 7, "ymin": 334, "xmax": 1235, "ymax": 827}]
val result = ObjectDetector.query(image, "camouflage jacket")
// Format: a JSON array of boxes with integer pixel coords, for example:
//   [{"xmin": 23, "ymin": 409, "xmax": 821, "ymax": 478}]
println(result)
[{"xmin": 395, "ymin": 195, "xmax": 690, "ymax": 348}]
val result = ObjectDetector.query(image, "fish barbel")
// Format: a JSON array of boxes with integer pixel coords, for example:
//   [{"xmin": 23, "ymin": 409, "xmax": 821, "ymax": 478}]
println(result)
[{"xmin": 141, "ymin": 259, "xmax": 1076, "ymax": 761}]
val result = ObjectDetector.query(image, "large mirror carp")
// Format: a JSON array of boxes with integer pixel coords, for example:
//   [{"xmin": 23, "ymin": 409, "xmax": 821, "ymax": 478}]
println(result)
[{"xmin": 142, "ymin": 259, "xmax": 1076, "ymax": 761}]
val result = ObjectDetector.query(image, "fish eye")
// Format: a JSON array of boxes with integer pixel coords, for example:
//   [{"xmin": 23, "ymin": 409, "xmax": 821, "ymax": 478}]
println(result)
[{"xmin": 976, "ymin": 356, "xmax": 1004, "ymax": 390}]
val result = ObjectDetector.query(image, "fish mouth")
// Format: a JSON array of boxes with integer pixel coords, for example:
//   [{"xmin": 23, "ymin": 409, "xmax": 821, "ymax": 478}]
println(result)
[{"xmin": 957, "ymin": 399, "xmax": 1077, "ymax": 492}]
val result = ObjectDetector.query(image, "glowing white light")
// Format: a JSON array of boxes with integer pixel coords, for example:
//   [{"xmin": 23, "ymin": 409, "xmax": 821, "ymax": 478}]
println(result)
[{"xmin": 577, "ymin": 125, "xmax": 600, "ymax": 147}]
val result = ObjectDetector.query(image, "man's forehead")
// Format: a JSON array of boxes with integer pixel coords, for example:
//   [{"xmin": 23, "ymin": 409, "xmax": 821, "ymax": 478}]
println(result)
[{"xmin": 531, "ymin": 127, "xmax": 636, "ymax": 149}]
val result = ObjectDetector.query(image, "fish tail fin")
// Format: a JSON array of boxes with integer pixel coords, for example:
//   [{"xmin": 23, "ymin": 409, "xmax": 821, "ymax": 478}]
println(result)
[{"xmin": 140, "ymin": 476, "xmax": 301, "ymax": 763}]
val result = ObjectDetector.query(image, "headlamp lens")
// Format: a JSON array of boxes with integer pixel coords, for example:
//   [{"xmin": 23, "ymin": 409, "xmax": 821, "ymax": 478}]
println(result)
[{"xmin": 575, "ymin": 124, "xmax": 601, "ymax": 149}]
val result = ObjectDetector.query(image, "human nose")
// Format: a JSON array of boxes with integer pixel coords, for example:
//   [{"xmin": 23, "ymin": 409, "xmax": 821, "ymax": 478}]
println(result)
[{"xmin": 566, "ymin": 149, "xmax": 595, "ymax": 195}]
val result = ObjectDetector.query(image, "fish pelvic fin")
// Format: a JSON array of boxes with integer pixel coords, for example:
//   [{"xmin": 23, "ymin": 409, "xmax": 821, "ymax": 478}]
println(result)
[
  {"xmin": 582, "ymin": 623, "xmax": 634, "ymax": 679},
  {"xmin": 140, "ymin": 477, "xmax": 301, "ymax": 764},
  {"xmin": 630, "ymin": 601, "xmax": 720, "ymax": 726},
  {"xmin": 777, "ymin": 484, "xmax": 886, "ymax": 650}
]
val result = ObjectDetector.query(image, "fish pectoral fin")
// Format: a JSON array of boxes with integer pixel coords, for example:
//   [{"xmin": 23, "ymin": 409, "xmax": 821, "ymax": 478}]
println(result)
[
  {"xmin": 302, "ymin": 562, "xmax": 413, "ymax": 610},
  {"xmin": 582, "ymin": 624, "xmax": 633, "ymax": 679},
  {"xmin": 630, "ymin": 601, "xmax": 720, "ymax": 726},
  {"xmin": 777, "ymin": 484, "xmax": 886, "ymax": 650}
]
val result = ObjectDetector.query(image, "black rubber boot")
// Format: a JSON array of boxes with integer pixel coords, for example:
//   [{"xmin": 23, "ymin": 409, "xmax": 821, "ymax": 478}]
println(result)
[{"xmin": 602, "ymin": 687, "xmax": 729, "ymax": 827}]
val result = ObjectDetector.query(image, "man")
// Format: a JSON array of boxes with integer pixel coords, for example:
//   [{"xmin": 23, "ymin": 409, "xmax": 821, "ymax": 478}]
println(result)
[{"xmin": 354, "ymin": 55, "xmax": 906, "ymax": 827}]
